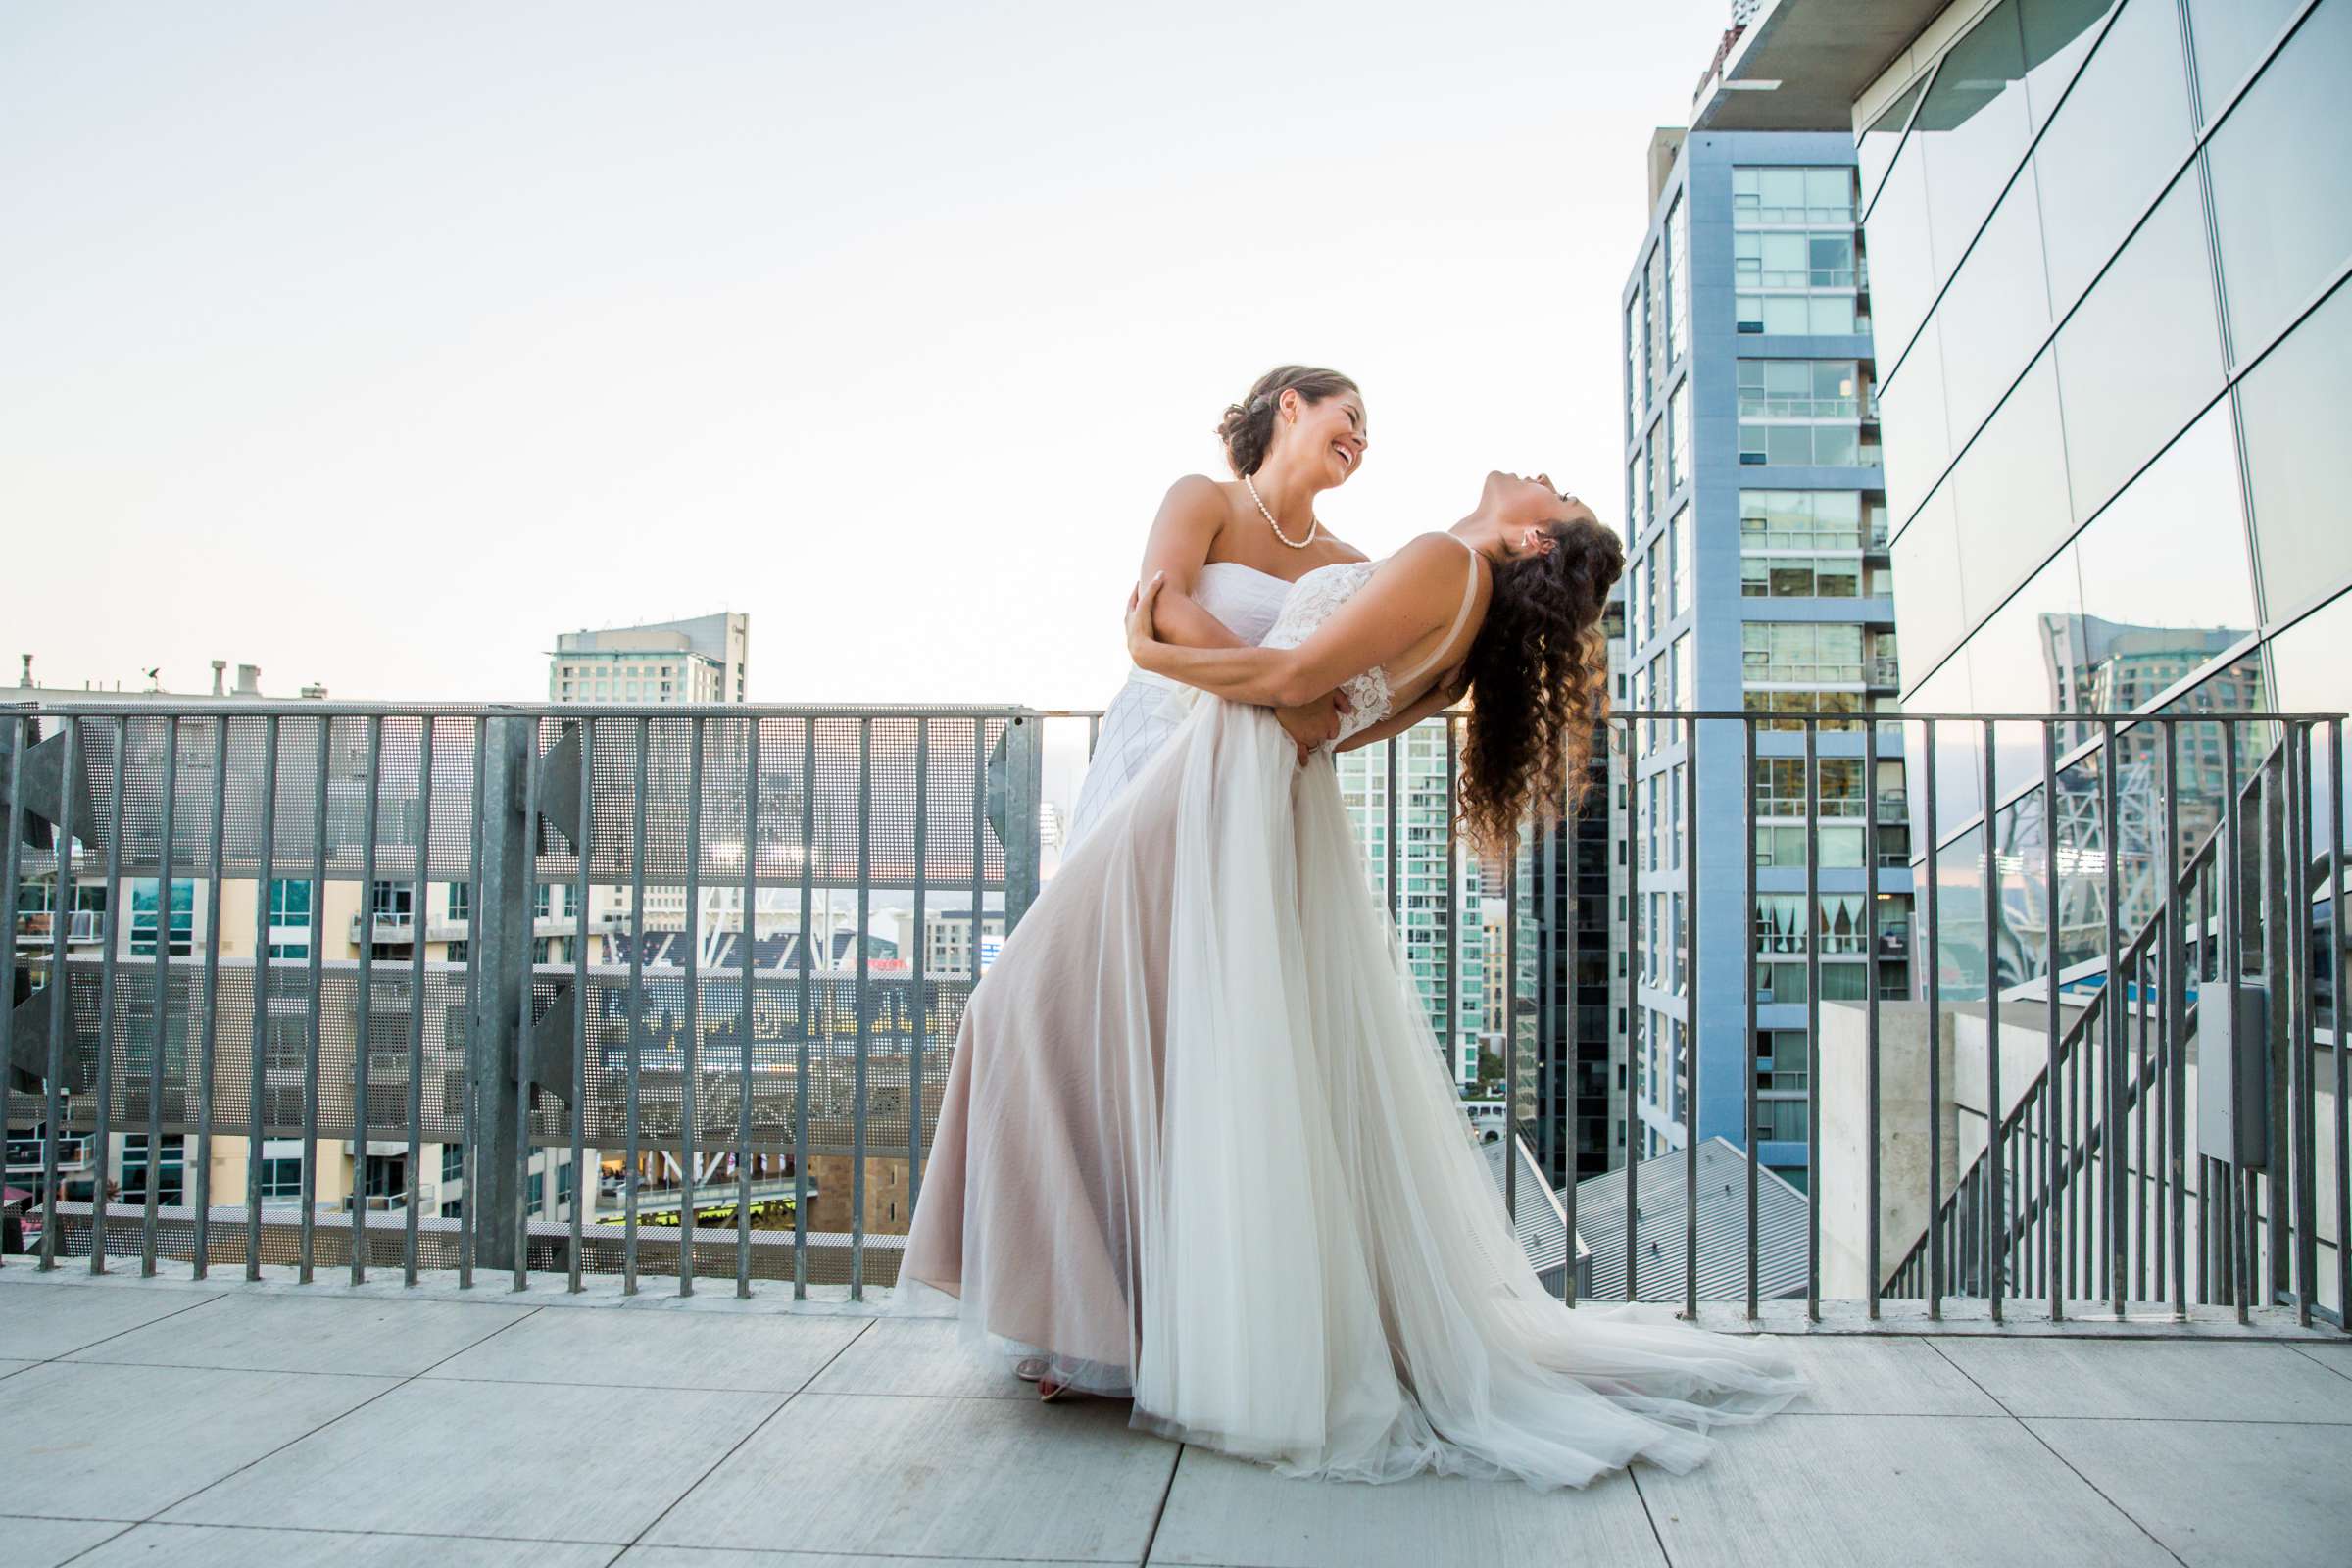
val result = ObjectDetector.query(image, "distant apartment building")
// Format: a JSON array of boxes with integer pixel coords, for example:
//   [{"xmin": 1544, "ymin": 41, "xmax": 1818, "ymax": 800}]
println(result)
[
  {"xmin": 1690, "ymin": 0, "xmax": 2352, "ymax": 1000},
  {"xmin": 1526, "ymin": 588, "xmax": 1634, "ymax": 1190},
  {"xmin": 1337, "ymin": 722, "xmax": 1487, "ymax": 1088},
  {"xmin": 4, "ymin": 669, "xmax": 593, "ymax": 1235},
  {"xmin": 550, "ymin": 611, "xmax": 749, "ymax": 706},
  {"xmin": 1621, "ymin": 115, "xmax": 1912, "ymax": 1191}
]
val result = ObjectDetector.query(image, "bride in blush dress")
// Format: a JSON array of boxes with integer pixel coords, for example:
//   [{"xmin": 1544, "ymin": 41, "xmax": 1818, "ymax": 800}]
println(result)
[{"xmin": 898, "ymin": 471, "xmax": 1807, "ymax": 1490}]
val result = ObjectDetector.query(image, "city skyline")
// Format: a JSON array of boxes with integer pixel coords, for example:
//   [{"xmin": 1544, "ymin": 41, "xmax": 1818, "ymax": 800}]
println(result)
[{"xmin": 5, "ymin": 0, "xmax": 1739, "ymax": 710}]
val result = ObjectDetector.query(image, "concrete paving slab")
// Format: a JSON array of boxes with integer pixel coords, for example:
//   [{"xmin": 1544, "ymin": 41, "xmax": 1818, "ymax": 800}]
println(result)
[
  {"xmin": 1637, "ymin": 1413, "xmax": 2177, "ymax": 1567},
  {"xmin": 644, "ymin": 1390, "xmax": 1176, "ymax": 1560},
  {"xmin": 2026, "ymin": 1417, "xmax": 2352, "ymax": 1568},
  {"xmin": 67, "ymin": 1522, "xmax": 620, "ymax": 1567},
  {"xmin": 1932, "ymin": 1338, "xmax": 2352, "ymax": 1422},
  {"xmin": 1146, "ymin": 1442, "xmax": 1666, "ymax": 1568},
  {"xmin": 160, "ymin": 1377, "xmax": 781, "ymax": 1544},
  {"xmin": 804, "ymin": 1315, "xmax": 1032, "ymax": 1399},
  {"xmin": 0, "ymin": 1515, "xmax": 138, "ymax": 1568},
  {"xmin": 0, "ymin": 1360, "xmax": 38, "ymax": 1382},
  {"xmin": 1775, "ymin": 1335, "xmax": 2005, "ymax": 1415},
  {"xmin": 620, "ymin": 1552, "xmax": 1102, "ymax": 1567},
  {"xmin": 2287, "ymin": 1339, "xmax": 2352, "ymax": 1382},
  {"xmin": 422, "ymin": 1301, "xmax": 867, "ymax": 1393},
  {"xmin": 61, "ymin": 1292, "xmax": 539, "ymax": 1378},
  {"xmin": 0, "ymin": 1277, "xmax": 224, "ymax": 1360},
  {"xmin": 0, "ymin": 1361, "xmax": 396, "ymax": 1521}
]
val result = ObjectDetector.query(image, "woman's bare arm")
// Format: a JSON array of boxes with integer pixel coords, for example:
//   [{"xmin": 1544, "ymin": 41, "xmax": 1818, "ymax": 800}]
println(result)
[
  {"xmin": 1136, "ymin": 476, "xmax": 1245, "ymax": 650},
  {"xmin": 1126, "ymin": 533, "xmax": 1474, "ymax": 709}
]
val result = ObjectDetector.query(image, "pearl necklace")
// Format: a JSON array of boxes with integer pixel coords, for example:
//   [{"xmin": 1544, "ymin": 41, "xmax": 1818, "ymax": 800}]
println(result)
[{"xmin": 1244, "ymin": 473, "xmax": 1319, "ymax": 550}]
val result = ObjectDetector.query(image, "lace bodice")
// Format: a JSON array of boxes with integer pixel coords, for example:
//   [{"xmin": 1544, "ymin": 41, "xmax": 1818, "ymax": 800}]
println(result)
[{"xmin": 1264, "ymin": 562, "xmax": 1393, "ymax": 745}]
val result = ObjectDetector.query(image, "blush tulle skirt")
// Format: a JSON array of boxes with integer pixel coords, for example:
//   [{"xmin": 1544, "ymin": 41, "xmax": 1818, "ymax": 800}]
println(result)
[{"xmin": 895, "ymin": 695, "xmax": 1807, "ymax": 1488}]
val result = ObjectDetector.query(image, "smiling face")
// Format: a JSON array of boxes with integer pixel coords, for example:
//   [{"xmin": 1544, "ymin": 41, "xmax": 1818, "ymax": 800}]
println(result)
[{"xmin": 1275, "ymin": 387, "xmax": 1369, "ymax": 488}]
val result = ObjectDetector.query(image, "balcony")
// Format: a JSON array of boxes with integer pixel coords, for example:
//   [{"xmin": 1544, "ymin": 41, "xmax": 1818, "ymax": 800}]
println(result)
[{"xmin": 1, "ymin": 698, "xmax": 2347, "ymax": 1558}]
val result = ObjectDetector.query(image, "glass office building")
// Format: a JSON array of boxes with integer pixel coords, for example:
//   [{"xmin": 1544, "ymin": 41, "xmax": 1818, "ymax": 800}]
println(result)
[
  {"xmin": 1696, "ymin": 0, "xmax": 2352, "ymax": 1001},
  {"xmin": 1622, "ymin": 128, "xmax": 1912, "ymax": 1188}
]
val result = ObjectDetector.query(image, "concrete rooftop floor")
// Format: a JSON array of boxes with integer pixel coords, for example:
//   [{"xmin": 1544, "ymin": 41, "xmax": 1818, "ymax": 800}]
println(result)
[{"xmin": 2, "ymin": 1266, "xmax": 2349, "ymax": 1567}]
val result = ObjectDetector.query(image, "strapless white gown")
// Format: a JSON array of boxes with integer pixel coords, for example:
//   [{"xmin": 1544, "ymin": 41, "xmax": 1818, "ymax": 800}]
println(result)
[
  {"xmin": 1066, "ymin": 560, "xmax": 1297, "ymax": 849},
  {"xmin": 899, "ymin": 546, "xmax": 1807, "ymax": 1489}
]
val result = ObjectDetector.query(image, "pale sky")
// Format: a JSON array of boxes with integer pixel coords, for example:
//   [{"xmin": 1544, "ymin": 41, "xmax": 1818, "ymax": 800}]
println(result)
[{"xmin": 5, "ymin": 0, "xmax": 1727, "ymax": 708}]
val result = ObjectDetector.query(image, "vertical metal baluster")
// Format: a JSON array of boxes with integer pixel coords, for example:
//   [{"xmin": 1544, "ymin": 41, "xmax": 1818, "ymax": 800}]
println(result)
[
  {"xmin": 1865, "ymin": 710, "xmax": 1882, "ymax": 1317},
  {"xmin": 2163, "ymin": 719, "xmax": 2183, "ymax": 1317},
  {"xmin": 38, "ymin": 720, "xmax": 79, "ymax": 1271},
  {"xmin": 141, "ymin": 718, "xmax": 177, "ymax": 1274},
  {"xmin": 795, "ymin": 719, "xmax": 816, "ymax": 1299},
  {"xmin": 1745, "ymin": 715, "xmax": 1759, "ymax": 1317},
  {"xmin": 194, "ymin": 717, "xmax": 228, "ymax": 1279},
  {"xmin": 296, "ymin": 717, "xmax": 328, "ymax": 1283},
  {"xmin": 2044, "ymin": 722, "xmax": 2063, "ymax": 1321},
  {"xmin": 570, "ymin": 718, "xmax": 593, "ymax": 1294},
  {"xmin": 514, "ymin": 719, "xmax": 542, "ymax": 1294},
  {"xmin": 1086, "ymin": 714, "xmax": 1100, "ymax": 763},
  {"xmin": 2097, "ymin": 717, "xmax": 2121, "ymax": 1314},
  {"xmin": 461, "ymin": 718, "xmax": 485, "ymax": 1290},
  {"xmin": 244, "ymin": 718, "xmax": 278, "ymax": 1280},
  {"xmin": 404, "ymin": 718, "xmax": 433, "ymax": 1286},
  {"xmin": 1623, "ymin": 721, "xmax": 1639, "ymax": 1303},
  {"xmin": 2223, "ymin": 719, "xmax": 2247, "ymax": 1321},
  {"xmin": 624, "ymin": 715, "xmax": 649, "ymax": 1295},
  {"xmin": 1923, "ymin": 721, "xmax": 1942, "ymax": 1316},
  {"xmin": 2333, "ymin": 718, "xmax": 2349, "ymax": 1331},
  {"xmin": 2288, "ymin": 723, "xmax": 2315, "ymax": 1326},
  {"xmin": 795, "ymin": 723, "xmax": 813, "ymax": 1298},
  {"xmin": 1804, "ymin": 715, "xmax": 1820, "ymax": 1321},
  {"xmin": 89, "ymin": 718, "xmax": 127, "ymax": 1272},
  {"xmin": 0, "ymin": 718, "xmax": 19, "ymax": 1273},
  {"xmin": 909, "ymin": 719, "xmax": 930, "ymax": 1218},
  {"xmin": 679, "ymin": 715, "xmax": 703, "ymax": 1297},
  {"xmin": 1684, "ymin": 714, "xmax": 1698, "ymax": 1320},
  {"xmin": 738, "ymin": 716, "xmax": 759, "ymax": 1298},
  {"xmin": 2135, "ymin": 936, "xmax": 2150, "ymax": 1302},
  {"xmin": 1983, "ymin": 719, "xmax": 2002, "ymax": 1318},
  {"xmin": 1386, "ymin": 736, "xmax": 1401, "ymax": 927},
  {"xmin": 352, "ymin": 716, "xmax": 382, "ymax": 1284},
  {"xmin": 1451, "ymin": 719, "xmax": 1475, "ymax": 1212},
  {"xmin": 852, "ymin": 716, "xmax": 872, "ymax": 1301}
]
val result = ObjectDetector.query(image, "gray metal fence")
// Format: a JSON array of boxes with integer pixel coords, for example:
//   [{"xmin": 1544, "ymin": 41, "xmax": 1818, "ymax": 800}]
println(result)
[{"xmin": 3, "ymin": 700, "xmax": 2344, "ymax": 1334}]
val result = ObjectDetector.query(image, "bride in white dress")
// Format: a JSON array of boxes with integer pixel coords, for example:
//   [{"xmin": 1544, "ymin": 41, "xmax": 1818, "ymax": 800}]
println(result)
[
  {"xmin": 900, "ymin": 469, "xmax": 1807, "ymax": 1490},
  {"xmin": 1069, "ymin": 364, "xmax": 1384, "ymax": 849}
]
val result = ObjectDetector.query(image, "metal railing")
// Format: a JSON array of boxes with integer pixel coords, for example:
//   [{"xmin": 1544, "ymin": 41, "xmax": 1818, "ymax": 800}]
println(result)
[{"xmin": 1, "ymin": 701, "xmax": 2342, "ymax": 1337}]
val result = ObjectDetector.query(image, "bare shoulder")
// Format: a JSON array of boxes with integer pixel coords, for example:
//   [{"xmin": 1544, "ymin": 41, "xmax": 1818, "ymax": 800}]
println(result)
[{"xmin": 1158, "ymin": 473, "xmax": 1229, "ymax": 514}]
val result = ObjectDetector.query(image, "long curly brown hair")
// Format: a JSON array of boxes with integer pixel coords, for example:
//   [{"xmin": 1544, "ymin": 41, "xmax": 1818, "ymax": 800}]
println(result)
[{"xmin": 1456, "ymin": 516, "xmax": 1625, "ymax": 858}]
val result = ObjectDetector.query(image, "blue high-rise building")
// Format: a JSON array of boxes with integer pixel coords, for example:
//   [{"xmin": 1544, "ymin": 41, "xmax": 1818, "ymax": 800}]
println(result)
[{"xmin": 1620, "ymin": 126, "xmax": 1913, "ymax": 1190}]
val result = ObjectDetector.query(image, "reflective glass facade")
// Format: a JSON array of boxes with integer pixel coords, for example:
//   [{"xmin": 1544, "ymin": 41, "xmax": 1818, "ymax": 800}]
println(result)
[
  {"xmin": 1859, "ymin": 0, "xmax": 2352, "ymax": 1000},
  {"xmin": 1623, "ymin": 131, "xmax": 1911, "ymax": 1182}
]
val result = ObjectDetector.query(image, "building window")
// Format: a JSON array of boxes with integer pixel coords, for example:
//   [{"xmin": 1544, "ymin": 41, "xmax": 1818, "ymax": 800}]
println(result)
[
  {"xmin": 268, "ymin": 878, "xmax": 312, "ymax": 960},
  {"xmin": 259, "ymin": 1156, "xmax": 304, "ymax": 1200},
  {"xmin": 1667, "ymin": 190, "xmax": 1690, "ymax": 366},
  {"xmin": 1741, "ymin": 622, "xmax": 1866, "ymax": 685},
  {"xmin": 1733, "ymin": 166, "xmax": 1857, "ymax": 226},
  {"xmin": 1741, "ymin": 556, "xmax": 1862, "ymax": 598},
  {"xmin": 1668, "ymin": 383, "xmax": 1690, "ymax": 496},
  {"xmin": 127, "ymin": 878, "xmax": 195, "ymax": 957},
  {"xmin": 1740, "ymin": 488, "xmax": 1869, "ymax": 550},
  {"xmin": 1668, "ymin": 506, "xmax": 1690, "ymax": 616}
]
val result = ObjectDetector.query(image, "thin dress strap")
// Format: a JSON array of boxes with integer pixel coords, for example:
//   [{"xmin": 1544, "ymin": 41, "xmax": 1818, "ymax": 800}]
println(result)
[{"xmin": 1394, "ymin": 534, "xmax": 1485, "ymax": 688}]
